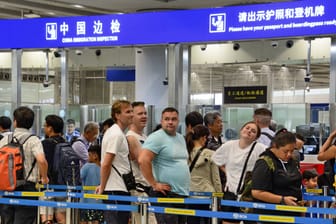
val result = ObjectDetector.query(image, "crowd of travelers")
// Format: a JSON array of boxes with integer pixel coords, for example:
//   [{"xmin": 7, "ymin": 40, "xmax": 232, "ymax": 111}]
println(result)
[{"xmin": 0, "ymin": 104, "xmax": 332, "ymax": 224}]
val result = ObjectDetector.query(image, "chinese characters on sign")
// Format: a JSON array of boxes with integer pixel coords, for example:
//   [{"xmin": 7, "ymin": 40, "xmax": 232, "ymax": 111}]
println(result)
[
  {"xmin": 1, "ymin": 0, "xmax": 335, "ymax": 48},
  {"xmin": 45, "ymin": 18, "xmax": 121, "ymax": 44},
  {"xmin": 224, "ymin": 86, "xmax": 267, "ymax": 104},
  {"xmin": 209, "ymin": 3, "xmax": 333, "ymax": 35},
  {"xmin": 238, "ymin": 5, "xmax": 325, "ymax": 22}
]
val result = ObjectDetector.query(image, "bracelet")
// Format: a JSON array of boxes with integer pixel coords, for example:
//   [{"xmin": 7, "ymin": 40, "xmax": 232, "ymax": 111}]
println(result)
[{"xmin": 280, "ymin": 196, "xmax": 285, "ymax": 205}]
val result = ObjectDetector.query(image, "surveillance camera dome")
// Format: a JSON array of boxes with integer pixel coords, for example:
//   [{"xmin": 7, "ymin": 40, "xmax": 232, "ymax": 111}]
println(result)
[
  {"xmin": 75, "ymin": 50, "xmax": 83, "ymax": 55},
  {"xmin": 271, "ymin": 41, "xmax": 278, "ymax": 48},
  {"xmin": 233, "ymin": 43, "xmax": 240, "ymax": 51},
  {"xmin": 95, "ymin": 49, "xmax": 101, "ymax": 56},
  {"xmin": 162, "ymin": 77, "xmax": 168, "ymax": 85},
  {"xmin": 304, "ymin": 74, "xmax": 312, "ymax": 82},
  {"xmin": 42, "ymin": 79, "xmax": 51, "ymax": 88},
  {"xmin": 200, "ymin": 44, "xmax": 207, "ymax": 51},
  {"xmin": 54, "ymin": 51, "xmax": 61, "ymax": 58},
  {"xmin": 286, "ymin": 40, "xmax": 294, "ymax": 48}
]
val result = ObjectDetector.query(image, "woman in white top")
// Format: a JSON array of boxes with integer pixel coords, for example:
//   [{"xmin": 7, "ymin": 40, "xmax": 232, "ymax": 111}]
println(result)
[{"xmin": 212, "ymin": 121, "xmax": 266, "ymax": 224}]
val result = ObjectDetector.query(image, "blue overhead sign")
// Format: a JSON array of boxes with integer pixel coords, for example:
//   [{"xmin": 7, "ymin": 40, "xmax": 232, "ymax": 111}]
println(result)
[
  {"xmin": 106, "ymin": 68, "xmax": 135, "ymax": 82},
  {"xmin": 0, "ymin": 0, "xmax": 335, "ymax": 49}
]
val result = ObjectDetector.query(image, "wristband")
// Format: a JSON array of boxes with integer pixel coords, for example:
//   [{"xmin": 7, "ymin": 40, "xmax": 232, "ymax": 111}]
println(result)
[{"xmin": 280, "ymin": 196, "xmax": 285, "ymax": 205}]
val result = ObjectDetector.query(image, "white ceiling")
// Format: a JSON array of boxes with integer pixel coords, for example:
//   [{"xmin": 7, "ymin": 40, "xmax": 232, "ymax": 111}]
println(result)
[{"xmin": 0, "ymin": 0, "xmax": 290, "ymax": 18}]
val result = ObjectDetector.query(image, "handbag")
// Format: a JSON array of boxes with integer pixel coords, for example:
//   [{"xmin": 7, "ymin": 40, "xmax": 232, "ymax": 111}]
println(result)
[{"xmin": 112, "ymin": 154, "xmax": 136, "ymax": 191}]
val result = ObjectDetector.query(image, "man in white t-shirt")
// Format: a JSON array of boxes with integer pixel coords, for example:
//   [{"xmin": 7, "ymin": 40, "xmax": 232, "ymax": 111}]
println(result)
[{"xmin": 98, "ymin": 100, "xmax": 134, "ymax": 224}]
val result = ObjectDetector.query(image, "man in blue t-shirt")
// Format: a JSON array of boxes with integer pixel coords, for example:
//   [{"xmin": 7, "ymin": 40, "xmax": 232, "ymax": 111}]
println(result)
[{"xmin": 139, "ymin": 107, "xmax": 190, "ymax": 224}]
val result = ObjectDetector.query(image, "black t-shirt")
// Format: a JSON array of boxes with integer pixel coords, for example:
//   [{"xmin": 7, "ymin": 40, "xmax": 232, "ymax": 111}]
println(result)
[
  {"xmin": 42, "ymin": 136, "xmax": 66, "ymax": 184},
  {"xmin": 252, "ymin": 149, "xmax": 302, "ymax": 217}
]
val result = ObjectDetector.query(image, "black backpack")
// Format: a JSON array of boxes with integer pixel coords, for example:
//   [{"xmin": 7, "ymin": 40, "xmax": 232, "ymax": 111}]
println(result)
[{"xmin": 52, "ymin": 141, "xmax": 81, "ymax": 186}]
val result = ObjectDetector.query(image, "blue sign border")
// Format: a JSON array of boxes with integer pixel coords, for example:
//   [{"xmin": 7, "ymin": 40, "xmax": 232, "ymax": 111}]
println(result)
[{"xmin": 0, "ymin": 0, "xmax": 335, "ymax": 49}]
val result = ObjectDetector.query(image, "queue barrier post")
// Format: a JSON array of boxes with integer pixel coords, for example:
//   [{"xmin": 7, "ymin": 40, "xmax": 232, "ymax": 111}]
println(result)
[
  {"xmin": 140, "ymin": 202, "xmax": 148, "ymax": 224},
  {"xmin": 66, "ymin": 188, "xmax": 72, "ymax": 224},
  {"xmin": 322, "ymin": 186, "xmax": 329, "ymax": 219},
  {"xmin": 211, "ymin": 193, "xmax": 222, "ymax": 224}
]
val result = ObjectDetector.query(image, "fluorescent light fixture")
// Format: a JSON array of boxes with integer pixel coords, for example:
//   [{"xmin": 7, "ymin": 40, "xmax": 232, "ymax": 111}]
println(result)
[
  {"xmin": 72, "ymin": 4, "xmax": 84, "ymax": 8},
  {"xmin": 24, "ymin": 11, "xmax": 40, "ymax": 18}
]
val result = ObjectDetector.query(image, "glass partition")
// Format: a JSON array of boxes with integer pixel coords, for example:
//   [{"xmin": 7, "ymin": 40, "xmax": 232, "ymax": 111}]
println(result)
[
  {"xmin": 222, "ymin": 106, "xmax": 254, "ymax": 140},
  {"xmin": 185, "ymin": 103, "xmax": 330, "ymax": 140},
  {"xmin": 0, "ymin": 103, "xmax": 12, "ymax": 118},
  {"xmin": 271, "ymin": 103, "xmax": 307, "ymax": 132}
]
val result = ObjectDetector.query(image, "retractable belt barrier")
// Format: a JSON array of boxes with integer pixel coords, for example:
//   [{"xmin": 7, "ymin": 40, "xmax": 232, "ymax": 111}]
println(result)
[{"xmin": 0, "ymin": 185, "xmax": 334, "ymax": 224}]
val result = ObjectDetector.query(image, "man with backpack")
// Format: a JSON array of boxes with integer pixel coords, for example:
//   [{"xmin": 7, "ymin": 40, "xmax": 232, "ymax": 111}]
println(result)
[
  {"xmin": 40, "ymin": 114, "xmax": 68, "ymax": 224},
  {"xmin": 0, "ymin": 106, "xmax": 49, "ymax": 224},
  {"xmin": 253, "ymin": 108, "xmax": 275, "ymax": 147}
]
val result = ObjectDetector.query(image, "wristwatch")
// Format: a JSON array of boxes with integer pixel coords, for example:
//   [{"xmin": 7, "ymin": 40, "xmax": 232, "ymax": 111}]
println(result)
[{"xmin": 280, "ymin": 196, "xmax": 285, "ymax": 205}]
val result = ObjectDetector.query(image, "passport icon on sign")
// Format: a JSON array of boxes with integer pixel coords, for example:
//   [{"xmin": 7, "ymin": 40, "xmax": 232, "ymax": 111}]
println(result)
[
  {"xmin": 46, "ymin": 23, "xmax": 57, "ymax": 40},
  {"xmin": 209, "ymin": 13, "xmax": 226, "ymax": 33}
]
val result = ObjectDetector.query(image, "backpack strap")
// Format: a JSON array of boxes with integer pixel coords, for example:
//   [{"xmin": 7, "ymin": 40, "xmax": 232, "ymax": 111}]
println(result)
[
  {"xmin": 112, "ymin": 165, "xmax": 122, "ymax": 177},
  {"xmin": 261, "ymin": 132, "xmax": 273, "ymax": 141},
  {"xmin": 10, "ymin": 134, "xmax": 36, "ymax": 181},
  {"xmin": 112, "ymin": 154, "xmax": 134, "ymax": 177},
  {"xmin": 260, "ymin": 155, "xmax": 275, "ymax": 172},
  {"xmin": 71, "ymin": 138, "xmax": 86, "ymax": 146},
  {"xmin": 236, "ymin": 141, "xmax": 257, "ymax": 194},
  {"xmin": 189, "ymin": 146, "xmax": 205, "ymax": 172},
  {"xmin": 112, "ymin": 140, "xmax": 134, "ymax": 177}
]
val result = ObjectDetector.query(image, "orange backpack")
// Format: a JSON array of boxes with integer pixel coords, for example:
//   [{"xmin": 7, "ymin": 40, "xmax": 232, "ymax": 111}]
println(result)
[{"xmin": 0, "ymin": 134, "xmax": 35, "ymax": 191}]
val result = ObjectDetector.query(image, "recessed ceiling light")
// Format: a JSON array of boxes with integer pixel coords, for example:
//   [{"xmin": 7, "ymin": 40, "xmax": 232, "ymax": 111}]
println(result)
[
  {"xmin": 24, "ymin": 10, "xmax": 40, "ymax": 18},
  {"xmin": 47, "ymin": 12, "xmax": 55, "ymax": 15},
  {"xmin": 72, "ymin": 4, "xmax": 84, "ymax": 9}
]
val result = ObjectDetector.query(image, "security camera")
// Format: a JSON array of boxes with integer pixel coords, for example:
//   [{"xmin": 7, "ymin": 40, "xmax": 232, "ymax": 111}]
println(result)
[
  {"xmin": 162, "ymin": 77, "xmax": 168, "ymax": 85},
  {"xmin": 42, "ymin": 79, "xmax": 51, "ymax": 88},
  {"xmin": 304, "ymin": 74, "xmax": 312, "ymax": 82},
  {"xmin": 286, "ymin": 40, "xmax": 294, "ymax": 48},
  {"xmin": 233, "ymin": 43, "xmax": 240, "ymax": 51},
  {"xmin": 54, "ymin": 51, "xmax": 61, "ymax": 58},
  {"xmin": 200, "ymin": 44, "xmax": 207, "ymax": 51},
  {"xmin": 271, "ymin": 41, "xmax": 278, "ymax": 48},
  {"xmin": 95, "ymin": 49, "xmax": 101, "ymax": 56},
  {"xmin": 75, "ymin": 50, "xmax": 83, "ymax": 56}
]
